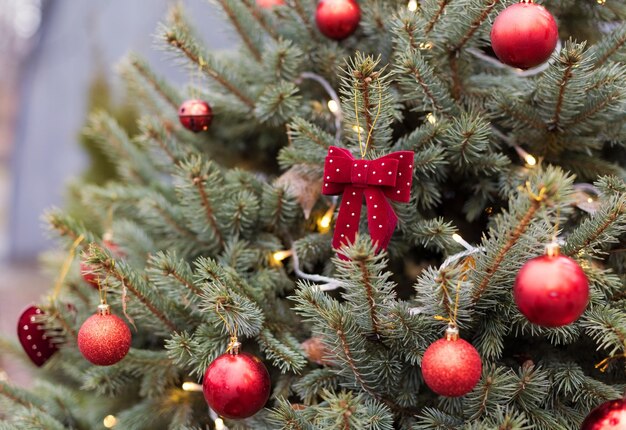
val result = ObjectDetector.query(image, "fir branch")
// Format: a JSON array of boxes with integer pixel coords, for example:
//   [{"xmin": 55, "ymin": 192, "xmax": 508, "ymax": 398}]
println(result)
[
  {"xmin": 548, "ymin": 63, "xmax": 575, "ymax": 132},
  {"xmin": 127, "ymin": 55, "xmax": 180, "ymax": 110},
  {"xmin": 471, "ymin": 197, "xmax": 541, "ymax": 303},
  {"xmin": 241, "ymin": 0, "xmax": 279, "ymax": 40},
  {"xmin": 425, "ymin": 0, "xmax": 450, "ymax": 35},
  {"xmin": 215, "ymin": 0, "xmax": 263, "ymax": 62},
  {"xmin": 450, "ymin": 0, "xmax": 500, "ymax": 53},
  {"xmin": 290, "ymin": 0, "xmax": 319, "ymax": 41},
  {"xmin": 140, "ymin": 120, "xmax": 183, "ymax": 167},
  {"xmin": 92, "ymin": 247, "xmax": 178, "ymax": 332},
  {"xmin": 192, "ymin": 175, "xmax": 225, "ymax": 247},
  {"xmin": 593, "ymin": 23, "xmax": 626, "ymax": 68},
  {"xmin": 163, "ymin": 30, "xmax": 255, "ymax": 109},
  {"xmin": 0, "ymin": 382, "xmax": 46, "ymax": 413},
  {"xmin": 563, "ymin": 194, "xmax": 625, "ymax": 257}
]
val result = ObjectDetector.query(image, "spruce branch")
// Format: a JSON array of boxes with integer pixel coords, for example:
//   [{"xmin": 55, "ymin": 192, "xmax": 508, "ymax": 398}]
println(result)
[
  {"xmin": 591, "ymin": 22, "xmax": 626, "ymax": 68},
  {"xmin": 448, "ymin": 0, "xmax": 501, "ymax": 54},
  {"xmin": 125, "ymin": 54, "xmax": 181, "ymax": 110},
  {"xmin": 88, "ymin": 245, "xmax": 178, "ymax": 332},
  {"xmin": 214, "ymin": 0, "xmax": 263, "ymax": 62},
  {"xmin": 288, "ymin": 0, "xmax": 319, "ymax": 41},
  {"xmin": 240, "ymin": 0, "xmax": 280, "ymax": 40},
  {"xmin": 424, "ymin": 0, "xmax": 450, "ymax": 35},
  {"xmin": 147, "ymin": 251, "xmax": 201, "ymax": 297},
  {"xmin": 471, "ymin": 167, "xmax": 575, "ymax": 304},
  {"xmin": 162, "ymin": 22, "xmax": 255, "ymax": 109}
]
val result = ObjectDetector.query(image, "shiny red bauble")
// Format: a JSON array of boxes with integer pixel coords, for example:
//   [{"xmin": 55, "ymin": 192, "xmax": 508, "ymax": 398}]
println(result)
[
  {"xmin": 203, "ymin": 352, "xmax": 271, "ymax": 419},
  {"xmin": 315, "ymin": 0, "xmax": 361, "ymax": 41},
  {"xmin": 513, "ymin": 251, "xmax": 589, "ymax": 327},
  {"xmin": 421, "ymin": 336, "xmax": 482, "ymax": 397},
  {"xmin": 178, "ymin": 99, "xmax": 213, "ymax": 133},
  {"xmin": 78, "ymin": 305, "xmax": 131, "ymax": 366},
  {"xmin": 17, "ymin": 306, "xmax": 59, "ymax": 367},
  {"xmin": 490, "ymin": 1, "xmax": 558, "ymax": 69},
  {"xmin": 581, "ymin": 399, "xmax": 626, "ymax": 430},
  {"xmin": 256, "ymin": 0, "xmax": 284, "ymax": 8}
]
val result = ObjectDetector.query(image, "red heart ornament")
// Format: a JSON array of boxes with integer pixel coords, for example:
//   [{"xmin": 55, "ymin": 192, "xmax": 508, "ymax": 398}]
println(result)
[{"xmin": 17, "ymin": 306, "xmax": 59, "ymax": 367}]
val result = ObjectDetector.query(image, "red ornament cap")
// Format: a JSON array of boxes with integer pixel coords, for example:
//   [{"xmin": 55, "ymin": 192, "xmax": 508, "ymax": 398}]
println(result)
[
  {"xmin": 77, "ymin": 304, "xmax": 131, "ymax": 366},
  {"xmin": 581, "ymin": 398, "xmax": 626, "ymax": 430},
  {"xmin": 203, "ymin": 351, "xmax": 271, "ymax": 419},
  {"xmin": 421, "ymin": 326, "xmax": 482, "ymax": 397},
  {"xmin": 256, "ymin": 0, "xmax": 284, "ymax": 8},
  {"xmin": 490, "ymin": 1, "xmax": 558, "ymax": 69},
  {"xmin": 17, "ymin": 306, "xmax": 59, "ymax": 367},
  {"xmin": 513, "ymin": 243, "xmax": 589, "ymax": 327},
  {"xmin": 315, "ymin": 0, "xmax": 361, "ymax": 41},
  {"xmin": 178, "ymin": 99, "xmax": 213, "ymax": 133}
]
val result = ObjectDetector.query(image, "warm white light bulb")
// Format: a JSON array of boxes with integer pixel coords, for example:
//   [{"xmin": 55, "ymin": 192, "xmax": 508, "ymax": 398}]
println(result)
[
  {"xmin": 426, "ymin": 113, "xmax": 437, "ymax": 125},
  {"xmin": 182, "ymin": 382, "xmax": 202, "ymax": 392},
  {"xmin": 327, "ymin": 100, "xmax": 339, "ymax": 113},
  {"xmin": 103, "ymin": 415, "xmax": 117, "ymax": 428},
  {"xmin": 525, "ymin": 154, "xmax": 537, "ymax": 166},
  {"xmin": 407, "ymin": 0, "xmax": 418, "ymax": 11},
  {"xmin": 215, "ymin": 418, "xmax": 225, "ymax": 430}
]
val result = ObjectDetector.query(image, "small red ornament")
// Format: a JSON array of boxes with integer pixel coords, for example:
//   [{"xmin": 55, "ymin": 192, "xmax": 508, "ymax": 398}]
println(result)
[
  {"xmin": 17, "ymin": 306, "xmax": 59, "ymax": 367},
  {"xmin": 77, "ymin": 304, "xmax": 131, "ymax": 366},
  {"xmin": 513, "ymin": 243, "xmax": 589, "ymax": 327},
  {"xmin": 315, "ymin": 0, "xmax": 361, "ymax": 41},
  {"xmin": 178, "ymin": 99, "xmax": 213, "ymax": 133},
  {"xmin": 490, "ymin": 0, "xmax": 558, "ymax": 69},
  {"xmin": 256, "ymin": 0, "xmax": 284, "ymax": 8},
  {"xmin": 203, "ymin": 347, "xmax": 271, "ymax": 419},
  {"xmin": 80, "ymin": 235, "xmax": 124, "ymax": 289},
  {"xmin": 421, "ymin": 325, "xmax": 482, "ymax": 397},
  {"xmin": 581, "ymin": 398, "xmax": 626, "ymax": 430}
]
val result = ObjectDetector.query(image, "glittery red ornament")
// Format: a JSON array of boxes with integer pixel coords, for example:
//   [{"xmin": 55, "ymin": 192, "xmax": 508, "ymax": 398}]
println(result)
[
  {"xmin": 315, "ymin": 0, "xmax": 361, "ymax": 41},
  {"xmin": 421, "ymin": 327, "xmax": 482, "ymax": 397},
  {"xmin": 490, "ymin": 1, "xmax": 558, "ymax": 69},
  {"xmin": 78, "ymin": 304, "xmax": 131, "ymax": 366},
  {"xmin": 256, "ymin": 0, "xmax": 284, "ymax": 8},
  {"xmin": 513, "ymin": 244, "xmax": 589, "ymax": 327},
  {"xmin": 178, "ymin": 99, "xmax": 213, "ymax": 133},
  {"xmin": 17, "ymin": 306, "xmax": 59, "ymax": 367},
  {"xmin": 80, "ymin": 236, "xmax": 124, "ymax": 289},
  {"xmin": 203, "ymin": 351, "xmax": 271, "ymax": 419},
  {"xmin": 581, "ymin": 398, "xmax": 626, "ymax": 430}
]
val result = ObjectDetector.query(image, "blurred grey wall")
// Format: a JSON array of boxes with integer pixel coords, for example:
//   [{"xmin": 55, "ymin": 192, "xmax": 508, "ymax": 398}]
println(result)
[{"xmin": 9, "ymin": 0, "xmax": 236, "ymax": 260}]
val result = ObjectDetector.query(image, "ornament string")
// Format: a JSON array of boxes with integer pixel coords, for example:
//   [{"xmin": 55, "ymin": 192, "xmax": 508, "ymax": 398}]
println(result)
[
  {"xmin": 51, "ymin": 234, "xmax": 85, "ymax": 300},
  {"xmin": 215, "ymin": 301, "xmax": 241, "ymax": 354}
]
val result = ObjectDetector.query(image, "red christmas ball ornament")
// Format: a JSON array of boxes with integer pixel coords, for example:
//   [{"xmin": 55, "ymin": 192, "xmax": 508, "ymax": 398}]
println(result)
[
  {"xmin": 513, "ymin": 243, "xmax": 589, "ymax": 327},
  {"xmin": 178, "ymin": 99, "xmax": 213, "ymax": 133},
  {"xmin": 203, "ymin": 349, "xmax": 271, "ymax": 419},
  {"xmin": 581, "ymin": 398, "xmax": 626, "ymax": 430},
  {"xmin": 80, "ymin": 234, "xmax": 124, "ymax": 289},
  {"xmin": 421, "ymin": 325, "xmax": 482, "ymax": 397},
  {"xmin": 256, "ymin": 0, "xmax": 284, "ymax": 8},
  {"xmin": 77, "ymin": 304, "xmax": 131, "ymax": 366},
  {"xmin": 315, "ymin": 0, "xmax": 361, "ymax": 41},
  {"xmin": 17, "ymin": 306, "xmax": 59, "ymax": 367},
  {"xmin": 490, "ymin": 0, "xmax": 558, "ymax": 69}
]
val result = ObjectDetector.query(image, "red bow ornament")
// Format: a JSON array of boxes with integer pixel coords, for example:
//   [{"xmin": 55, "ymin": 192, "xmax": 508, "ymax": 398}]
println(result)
[{"xmin": 322, "ymin": 146, "xmax": 415, "ymax": 257}]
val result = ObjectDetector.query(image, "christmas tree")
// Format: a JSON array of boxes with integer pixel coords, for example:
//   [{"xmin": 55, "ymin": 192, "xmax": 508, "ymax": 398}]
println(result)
[{"xmin": 2, "ymin": 0, "xmax": 626, "ymax": 428}]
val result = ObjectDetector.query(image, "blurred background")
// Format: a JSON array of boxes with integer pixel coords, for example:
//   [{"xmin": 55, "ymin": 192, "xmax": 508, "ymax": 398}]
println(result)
[{"xmin": 0, "ymin": 0, "xmax": 234, "ymax": 386}]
